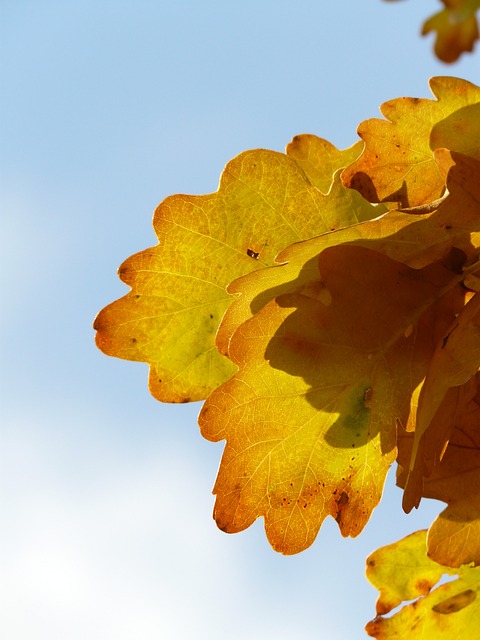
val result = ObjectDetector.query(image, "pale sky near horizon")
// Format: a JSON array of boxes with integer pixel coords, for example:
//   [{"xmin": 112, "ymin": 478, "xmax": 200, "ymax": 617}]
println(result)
[{"xmin": 1, "ymin": 2, "xmax": 479, "ymax": 639}]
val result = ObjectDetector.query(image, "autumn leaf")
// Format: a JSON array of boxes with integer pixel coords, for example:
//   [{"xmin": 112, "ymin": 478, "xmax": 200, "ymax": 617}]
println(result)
[
  {"xmin": 199, "ymin": 246, "xmax": 465, "ymax": 554},
  {"xmin": 95, "ymin": 75, "xmax": 480, "ymax": 571},
  {"xmin": 94, "ymin": 141, "xmax": 362, "ymax": 402},
  {"xmin": 366, "ymin": 529, "xmax": 480, "ymax": 639},
  {"xmin": 403, "ymin": 290, "xmax": 480, "ymax": 511},
  {"xmin": 433, "ymin": 149, "xmax": 480, "ymax": 261},
  {"xmin": 219, "ymin": 149, "xmax": 480, "ymax": 356},
  {"xmin": 429, "ymin": 495, "xmax": 480, "ymax": 568},
  {"xmin": 342, "ymin": 76, "xmax": 480, "ymax": 206},
  {"xmin": 395, "ymin": 150, "xmax": 480, "ymax": 515},
  {"xmin": 422, "ymin": 0, "xmax": 480, "ymax": 63},
  {"xmin": 398, "ymin": 376, "xmax": 480, "ymax": 566},
  {"xmin": 384, "ymin": 0, "xmax": 480, "ymax": 62}
]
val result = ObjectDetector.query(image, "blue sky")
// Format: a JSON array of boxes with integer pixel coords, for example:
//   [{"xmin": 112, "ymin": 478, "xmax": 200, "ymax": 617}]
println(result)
[{"xmin": 1, "ymin": 2, "xmax": 479, "ymax": 639}]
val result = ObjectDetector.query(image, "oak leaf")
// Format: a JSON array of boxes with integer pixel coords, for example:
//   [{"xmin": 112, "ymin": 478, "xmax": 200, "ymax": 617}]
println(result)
[
  {"xmin": 342, "ymin": 76, "xmax": 480, "ymax": 206},
  {"xmin": 403, "ymin": 291, "xmax": 480, "ymax": 512},
  {"xmin": 94, "ymin": 76, "xmax": 480, "ymax": 575},
  {"xmin": 422, "ymin": 0, "xmax": 480, "ymax": 63},
  {"xmin": 384, "ymin": 0, "xmax": 479, "ymax": 60},
  {"xmin": 396, "ymin": 150, "xmax": 480, "ymax": 517},
  {"xmin": 366, "ymin": 529, "xmax": 480, "ymax": 639},
  {"xmin": 95, "ymin": 141, "xmax": 363, "ymax": 402},
  {"xmin": 199, "ymin": 246, "xmax": 465, "ymax": 554},
  {"xmin": 398, "ymin": 376, "xmax": 480, "ymax": 566}
]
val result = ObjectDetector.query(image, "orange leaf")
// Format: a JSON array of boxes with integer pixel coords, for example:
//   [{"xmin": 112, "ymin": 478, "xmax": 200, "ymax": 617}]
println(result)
[
  {"xmin": 398, "ymin": 375, "xmax": 480, "ymax": 566},
  {"xmin": 422, "ymin": 0, "xmax": 480, "ymax": 63},
  {"xmin": 342, "ymin": 77, "xmax": 480, "ymax": 206},
  {"xmin": 403, "ymin": 291, "xmax": 480, "ymax": 511},
  {"xmin": 200, "ymin": 246, "xmax": 464, "ymax": 554}
]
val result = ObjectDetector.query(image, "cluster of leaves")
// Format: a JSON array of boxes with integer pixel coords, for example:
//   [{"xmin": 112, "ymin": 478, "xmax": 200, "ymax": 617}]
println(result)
[
  {"xmin": 95, "ymin": 76, "xmax": 480, "ymax": 635},
  {"xmin": 385, "ymin": 0, "xmax": 480, "ymax": 62}
]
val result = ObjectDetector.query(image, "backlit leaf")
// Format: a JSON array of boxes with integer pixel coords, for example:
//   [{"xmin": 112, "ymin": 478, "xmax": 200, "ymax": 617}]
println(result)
[
  {"xmin": 199, "ymin": 246, "xmax": 465, "ymax": 554},
  {"xmin": 217, "ymin": 173, "xmax": 388, "ymax": 356},
  {"xmin": 366, "ymin": 530, "xmax": 480, "ymax": 639},
  {"xmin": 384, "ymin": 0, "xmax": 480, "ymax": 61},
  {"xmin": 220, "ymin": 150, "xmax": 480, "ymax": 355},
  {"xmin": 95, "ymin": 73, "xmax": 480, "ymax": 610},
  {"xmin": 342, "ymin": 76, "xmax": 480, "ymax": 206},
  {"xmin": 285, "ymin": 135, "xmax": 362, "ymax": 192},
  {"xmin": 403, "ymin": 291, "xmax": 480, "ymax": 511},
  {"xmin": 422, "ymin": 0, "xmax": 480, "ymax": 63},
  {"xmin": 428, "ymin": 495, "xmax": 480, "ymax": 568},
  {"xmin": 398, "ymin": 377, "xmax": 480, "ymax": 566},
  {"xmin": 95, "ymin": 144, "xmax": 364, "ymax": 402}
]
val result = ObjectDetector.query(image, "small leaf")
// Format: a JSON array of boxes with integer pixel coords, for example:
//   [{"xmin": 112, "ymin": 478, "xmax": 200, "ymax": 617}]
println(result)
[
  {"xmin": 366, "ymin": 530, "xmax": 448, "ymax": 616},
  {"xmin": 342, "ymin": 77, "xmax": 480, "ymax": 206},
  {"xmin": 422, "ymin": 0, "xmax": 480, "ymax": 63},
  {"xmin": 429, "ymin": 495, "xmax": 480, "ymax": 568},
  {"xmin": 366, "ymin": 530, "xmax": 480, "ymax": 639}
]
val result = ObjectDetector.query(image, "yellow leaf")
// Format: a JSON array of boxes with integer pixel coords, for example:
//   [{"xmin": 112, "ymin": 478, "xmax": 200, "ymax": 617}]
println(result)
[
  {"xmin": 199, "ymin": 246, "xmax": 464, "ymax": 554},
  {"xmin": 429, "ymin": 495, "xmax": 480, "ymax": 568},
  {"xmin": 366, "ymin": 530, "xmax": 451, "ymax": 616},
  {"xmin": 422, "ymin": 0, "xmax": 480, "ymax": 63},
  {"xmin": 342, "ymin": 77, "xmax": 480, "ymax": 206},
  {"xmin": 95, "ymin": 145, "xmax": 366, "ymax": 402},
  {"xmin": 366, "ymin": 530, "xmax": 480, "ymax": 639}
]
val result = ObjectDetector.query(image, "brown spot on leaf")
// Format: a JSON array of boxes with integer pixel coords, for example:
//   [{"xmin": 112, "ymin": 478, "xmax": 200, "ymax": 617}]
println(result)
[
  {"xmin": 334, "ymin": 491, "xmax": 349, "ymax": 524},
  {"xmin": 363, "ymin": 387, "xmax": 373, "ymax": 408},
  {"xmin": 432, "ymin": 589, "xmax": 476, "ymax": 614},
  {"xmin": 216, "ymin": 521, "xmax": 230, "ymax": 533},
  {"xmin": 415, "ymin": 578, "xmax": 433, "ymax": 595}
]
